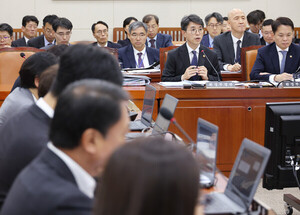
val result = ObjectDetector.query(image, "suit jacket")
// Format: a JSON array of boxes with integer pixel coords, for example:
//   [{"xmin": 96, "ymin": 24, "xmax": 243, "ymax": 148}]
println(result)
[
  {"xmin": 0, "ymin": 148, "xmax": 92, "ymax": 215},
  {"xmin": 260, "ymin": 37, "xmax": 266, "ymax": 46},
  {"xmin": 213, "ymin": 31, "xmax": 261, "ymax": 69},
  {"xmin": 117, "ymin": 38, "xmax": 131, "ymax": 47},
  {"xmin": 0, "ymin": 104, "xmax": 51, "ymax": 209},
  {"xmin": 118, "ymin": 45, "xmax": 159, "ymax": 69},
  {"xmin": 161, "ymin": 43, "xmax": 221, "ymax": 82},
  {"xmin": 11, "ymin": 37, "xmax": 27, "ymax": 47},
  {"xmin": 145, "ymin": 33, "xmax": 173, "ymax": 49},
  {"xmin": 91, "ymin": 41, "xmax": 122, "ymax": 49},
  {"xmin": 250, "ymin": 42, "xmax": 300, "ymax": 81},
  {"xmin": 200, "ymin": 34, "xmax": 210, "ymax": 48},
  {"xmin": 27, "ymin": 35, "xmax": 45, "ymax": 48}
]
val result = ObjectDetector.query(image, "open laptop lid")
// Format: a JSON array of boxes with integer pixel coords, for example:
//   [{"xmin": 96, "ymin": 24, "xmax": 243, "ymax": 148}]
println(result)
[
  {"xmin": 152, "ymin": 94, "xmax": 178, "ymax": 134},
  {"xmin": 140, "ymin": 84, "xmax": 156, "ymax": 126},
  {"xmin": 195, "ymin": 118, "xmax": 219, "ymax": 188},
  {"xmin": 224, "ymin": 138, "xmax": 271, "ymax": 210}
]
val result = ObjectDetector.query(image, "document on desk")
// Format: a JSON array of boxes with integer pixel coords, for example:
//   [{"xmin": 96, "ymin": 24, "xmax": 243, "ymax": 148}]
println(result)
[
  {"xmin": 221, "ymin": 70, "xmax": 241, "ymax": 74},
  {"xmin": 125, "ymin": 69, "xmax": 160, "ymax": 74},
  {"xmin": 159, "ymin": 80, "xmax": 208, "ymax": 88}
]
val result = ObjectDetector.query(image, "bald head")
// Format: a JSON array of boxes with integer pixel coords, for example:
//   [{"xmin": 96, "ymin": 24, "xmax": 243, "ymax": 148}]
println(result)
[
  {"xmin": 228, "ymin": 8, "xmax": 247, "ymax": 35},
  {"xmin": 228, "ymin": 9, "xmax": 244, "ymax": 20}
]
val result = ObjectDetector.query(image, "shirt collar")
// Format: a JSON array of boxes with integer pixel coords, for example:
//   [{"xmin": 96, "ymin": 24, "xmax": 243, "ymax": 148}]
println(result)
[
  {"xmin": 24, "ymin": 36, "xmax": 29, "ymax": 44},
  {"xmin": 231, "ymin": 33, "xmax": 244, "ymax": 44},
  {"xmin": 36, "ymin": 98, "xmax": 54, "ymax": 118},
  {"xmin": 186, "ymin": 42, "xmax": 200, "ymax": 54},
  {"xmin": 47, "ymin": 142, "xmax": 96, "ymax": 199},
  {"xmin": 133, "ymin": 45, "xmax": 146, "ymax": 55},
  {"xmin": 147, "ymin": 35, "xmax": 157, "ymax": 43},
  {"xmin": 44, "ymin": 36, "xmax": 55, "ymax": 46},
  {"xmin": 97, "ymin": 42, "xmax": 108, "ymax": 47},
  {"xmin": 276, "ymin": 44, "xmax": 289, "ymax": 52}
]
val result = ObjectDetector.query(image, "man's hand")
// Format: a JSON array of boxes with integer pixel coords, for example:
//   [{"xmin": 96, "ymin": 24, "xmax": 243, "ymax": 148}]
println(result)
[
  {"xmin": 182, "ymin": 66, "xmax": 199, "ymax": 80},
  {"xmin": 274, "ymin": 73, "xmax": 293, "ymax": 82},
  {"xmin": 227, "ymin": 63, "xmax": 241, "ymax": 72},
  {"xmin": 197, "ymin": 66, "xmax": 208, "ymax": 80}
]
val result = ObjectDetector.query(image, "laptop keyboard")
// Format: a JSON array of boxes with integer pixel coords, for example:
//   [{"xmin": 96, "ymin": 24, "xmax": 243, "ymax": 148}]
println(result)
[{"xmin": 129, "ymin": 120, "xmax": 147, "ymax": 131}]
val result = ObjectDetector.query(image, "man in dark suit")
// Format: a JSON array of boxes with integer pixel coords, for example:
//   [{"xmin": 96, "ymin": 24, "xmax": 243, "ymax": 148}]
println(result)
[
  {"xmin": 250, "ymin": 17, "xmax": 300, "ymax": 82},
  {"xmin": 0, "ymin": 44, "xmax": 124, "ymax": 210},
  {"xmin": 91, "ymin": 20, "xmax": 121, "ymax": 48},
  {"xmin": 201, "ymin": 12, "xmax": 223, "ymax": 48},
  {"xmin": 27, "ymin": 15, "xmax": 58, "ymax": 49},
  {"xmin": 142, "ymin": 14, "xmax": 173, "ymax": 49},
  {"xmin": 213, "ymin": 8, "xmax": 261, "ymax": 72},
  {"xmin": 118, "ymin": 21, "xmax": 159, "ymax": 69},
  {"xmin": 12, "ymin": 15, "xmax": 39, "ymax": 47},
  {"xmin": 0, "ymin": 79, "xmax": 129, "ymax": 215},
  {"xmin": 260, "ymin": 19, "xmax": 274, "ymax": 45},
  {"xmin": 162, "ymin": 14, "xmax": 221, "ymax": 82}
]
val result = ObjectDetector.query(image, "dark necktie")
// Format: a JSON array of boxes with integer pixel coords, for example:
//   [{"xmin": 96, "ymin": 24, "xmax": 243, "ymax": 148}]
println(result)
[
  {"xmin": 235, "ymin": 40, "xmax": 241, "ymax": 64},
  {"xmin": 137, "ymin": 52, "xmax": 144, "ymax": 68},
  {"xmin": 47, "ymin": 43, "xmax": 52, "ymax": 46},
  {"xmin": 280, "ymin": 51, "xmax": 287, "ymax": 74},
  {"xmin": 149, "ymin": 39, "xmax": 155, "ymax": 48},
  {"xmin": 190, "ymin": 50, "xmax": 198, "ymax": 80}
]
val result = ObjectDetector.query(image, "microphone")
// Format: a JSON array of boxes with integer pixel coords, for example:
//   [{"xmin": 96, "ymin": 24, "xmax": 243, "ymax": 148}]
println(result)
[
  {"xmin": 201, "ymin": 50, "xmax": 221, "ymax": 82},
  {"xmin": 148, "ymin": 61, "xmax": 160, "ymax": 69},
  {"xmin": 20, "ymin": 53, "xmax": 26, "ymax": 59},
  {"xmin": 159, "ymin": 107, "xmax": 195, "ymax": 147},
  {"xmin": 293, "ymin": 66, "xmax": 300, "ymax": 80}
]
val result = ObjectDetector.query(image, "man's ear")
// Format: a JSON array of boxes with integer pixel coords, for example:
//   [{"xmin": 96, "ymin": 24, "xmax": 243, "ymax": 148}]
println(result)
[
  {"xmin": 22, "ymin": 26, "xmax": 26, "ymax": 33},
  {"xmin": 34, "ymin": 77, "xmax": 39, "ymax": 88},
  {"xmin": 182, "ymin": 30, "xmax": 187, "ymax": 39},
  {"xmin": 81, "ymin": 128, "xmax": 103, "ymax": 154}
]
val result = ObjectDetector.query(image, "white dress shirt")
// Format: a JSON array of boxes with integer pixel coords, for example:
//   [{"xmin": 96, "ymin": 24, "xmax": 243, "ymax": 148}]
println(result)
[
  {"xmin": 133, "ymin": 46, "xmax": 149, "ymax": 68},
  {"xmin": 269, "ymin": 45, "xmax": 289, "ymax": 82},
  {"xmin": 223, "ymin": 33, "xmax": 244, "ymax": 71},
  {"xmin": 186, "ymin": 43, "xmax": 200, "ymax": 63},
  {"xmin": 147, "ymin": 35, "xmax": 157, "ymax": 48},
  {"xmin": 36, "ymin": 98, "xmax": 54, "ymax": 118}
]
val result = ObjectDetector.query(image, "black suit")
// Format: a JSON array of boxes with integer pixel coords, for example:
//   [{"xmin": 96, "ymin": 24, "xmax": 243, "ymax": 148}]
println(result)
[
  {"xmin": 260, "ymin": 37, "xmax": 266, "ymax": 45},
  {"xmin": 0, "ymin": 104, "xmax": 51, "ymax": 209},
  {"xmin": 11, "ymin": 37, "xmax": 27, "ymax": 47},
  {"xmin": 27, "ymin": 35, "xmax": 46, "ymax": 48},
  {"xmin": 117, "ymin": 38, "xmax": 131, "ymax": 47},
  {"xmin": 0, "ymin": 148, "xmax": 92, "ymax": 215},
  {"xmin": 91, "ymin": 41, "xmax": 122, "ymax": 49},
  {"xmin": 213, "ymin": 31, "xmax": 261, "ymax": 69},
  {"xmin": 162, "ymin": 43, "xmax": 221, "ymax": 82}
]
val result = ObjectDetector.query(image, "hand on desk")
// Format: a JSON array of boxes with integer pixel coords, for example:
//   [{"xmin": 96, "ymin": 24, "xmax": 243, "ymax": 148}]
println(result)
[
  {"xmin": 182, "ymin": 66, "xmax": 208, "ymax": 80},
  {"xmin": 274, "ymin": 73, "xmax": 293, "ymax": 82},
  {"xmin": 227, "ymin": 63, "xmax": 241, "ymax": 72}
]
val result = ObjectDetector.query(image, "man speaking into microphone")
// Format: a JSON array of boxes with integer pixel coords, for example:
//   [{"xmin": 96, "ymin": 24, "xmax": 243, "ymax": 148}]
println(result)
[{"xmin": 162, "ymin": 14, "xmax": 221, "ymax": 82}]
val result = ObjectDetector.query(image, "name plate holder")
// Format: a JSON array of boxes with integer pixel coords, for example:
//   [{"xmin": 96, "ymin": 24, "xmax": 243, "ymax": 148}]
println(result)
[
  {"xmin": 206, "ymin": 81, "xmax": 236, "ymax": 89},
  {"xmin": 282, "ymin": 81, "xmax": 300, "ymax": 88}
]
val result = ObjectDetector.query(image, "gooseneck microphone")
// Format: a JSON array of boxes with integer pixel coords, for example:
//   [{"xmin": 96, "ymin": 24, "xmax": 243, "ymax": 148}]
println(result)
[
  {"xmin": 20, "ymin": 53, "xmax": 26, "ymax": 59},
  {"xmin": 201, "ymin": 50, "xmax": 221, "ymax": 82},
  {"xmin": 160, "ymin": 107, "xmax": 195, "ymax": 146}
]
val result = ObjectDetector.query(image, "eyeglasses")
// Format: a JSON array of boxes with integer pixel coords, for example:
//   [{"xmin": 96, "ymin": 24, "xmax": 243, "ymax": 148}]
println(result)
[
  {"xmin": 207, "ymin": 23, "xmax": 221, "ymax": 28},
  {"xmin": 188, "ymin": 28, "xmax": 203, "ymax": 34},
  {"xmin": 0, "ymin": 36, "xmax": 10, "ymax": 40},
  {"xmin": 56, "ymin": 32, "xmax": 72, "ymax": 37},
  {"xmin": 130, "ymin": 33, "xmax": 146, "ymax": 38},
  {"xmin": 95, "ymin": 29, "xmax": 108, "ymax": 35},
  {"xmin": 45, "ymin": 29, "xmax": 54, "ymax": 34}
]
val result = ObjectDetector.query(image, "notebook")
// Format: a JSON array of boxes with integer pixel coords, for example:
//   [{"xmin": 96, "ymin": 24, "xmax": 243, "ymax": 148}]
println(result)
[
  {"xmin": 129, "ymin": 84, "xmax": 156, "ymax": 131},
  {"xmin": 204, "ymin": 138, "xmax": 271, "ymax": 214},
  {"xmin": 195, "ymin": 118, "xmax": 219, "ymax": 188}
]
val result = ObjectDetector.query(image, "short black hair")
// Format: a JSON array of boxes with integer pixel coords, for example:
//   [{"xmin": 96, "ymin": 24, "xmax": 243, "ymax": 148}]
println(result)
[
  {"xmin": 0, "ymin": 23, "xmax": 13, "ymax": 37},
  {"xmin": 43, "ymin": 15, "xmax": 58, "ymax": 27},
  {"xmin": 262, "ymin": 19, "xmax": 274, "ymax": 27},
  {"xmin": 272, "ymin": 17, "xmax": 294, "ymax": 33},
  {"xmin": 94, "ymin": 137, "xmax": 200, "ymax": 215},
  {"xmin": 204, "ymin": 12, "xmax": 223, "ymax": 25},
  {"xmin": 255, "ymin": 10, "xmax": 266, "ymax": 22},
  {"xmin": 91, "ymin": 21, "xmax": 109, "ymax": 33},
  {"xmin": 51, "ymin": 44, "xmax": 123, "ymax": 97},
  {"xmin": 142, "ymin": 14, "xmax": 159, "ymax": 25},
  {"xmin": 50, "ymin": 79, "xmax": 128, "ymax": 149},
  {"xmin": 19, "ymin": 52, "xmax": 58, "ymax": 89},
  {"xmin": 22, "ymin": 15, "xmax": 39, "ymax": 27},
  {"xmin": 52, "ymin": 17, "xmax": 73, "ymax": 32},
  {"xmin": 123, "ymin": 17, "xmax": 138, "ymax": 28},
  {"xmin": 247, "ymin": 11, "xmax": 261, "ymax": 25},
  {"xmin": 47, "ymin": 44, "xmax": 69, "ymax": 58},
  {"xmin": 38, "ymin": 64, "xmax": 58, "ymax": 97},
  {"xmin": 223, "ymin": 17, "xmax": 228, "ymax": 21},
  {"xmin": 181, "ymin": 14, "xmax": 204, "ymax": 31}
]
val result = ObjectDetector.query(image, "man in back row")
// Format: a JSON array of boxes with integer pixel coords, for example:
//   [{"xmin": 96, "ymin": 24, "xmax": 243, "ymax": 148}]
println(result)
[
  {"xmin": 0, "ymin": 23, "xmax": 13, "ymax": 48},
  {"xmin": 201, "ymin": 12, "xmax": 223, "ymax": 48},
  {"xmin": 213, "ymin": 8, "xmax": 261, "ymax": 72}
]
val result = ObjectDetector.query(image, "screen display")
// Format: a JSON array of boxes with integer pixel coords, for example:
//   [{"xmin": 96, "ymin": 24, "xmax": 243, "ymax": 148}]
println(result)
[{"xmin": 141, "ymin": 85, "xmax": 156, "ymax": 126}]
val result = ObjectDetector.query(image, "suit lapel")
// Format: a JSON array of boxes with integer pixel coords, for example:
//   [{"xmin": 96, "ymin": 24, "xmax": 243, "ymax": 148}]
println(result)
[
  {"xmin": 227, "ymin": 33, "xmax": 235, "ymax": 63},
  {"xmin": 198, "ymin": 46, "xmax": 205, "ymax": 66},
  {"xmin": 285, "ymin": 44, "xmax": 295, "ymax": 73},
  {"xmin": 270, "ymin": 44, "xmax": 280, "ymax": 74},
  {"xmin": 127, "ymin": 45, "xmax": 137, "ymax": 68},
  {"xmin": 146, "ymin": 47, "xmax": 153, "ymax": 65},
  {"xmin": 156, "ymin": 33, "xmax": 163, "ymax": 49},
  {"xmin": 181, "ymin": 43, "xmax": 192, "ymax": 69}
]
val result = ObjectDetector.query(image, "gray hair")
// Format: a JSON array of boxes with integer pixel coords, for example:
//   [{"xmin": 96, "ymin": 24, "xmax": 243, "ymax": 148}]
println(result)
[
  {"xmin": 205, "ymin": 12, "xmax": 223, "ymax": 25},
  {"xmin": 128, "ymin": 21, "xmax": 148, "ymax": 34}
]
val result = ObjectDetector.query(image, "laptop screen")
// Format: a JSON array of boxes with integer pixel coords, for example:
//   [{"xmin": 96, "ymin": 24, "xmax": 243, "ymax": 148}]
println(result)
[
  {"xmin": 141, "ymin": 84, "xmax": 156, "ymax": 126},
  {"xmin": 195, "ymin": 118, "xmax": 219, "ymax": 186},
  {"xmin": 152, "ymin": 94, "xmax": 178, "ymax": 134}
]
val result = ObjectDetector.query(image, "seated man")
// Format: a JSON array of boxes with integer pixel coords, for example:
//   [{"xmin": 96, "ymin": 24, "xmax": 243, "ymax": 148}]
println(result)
[
  {"xmin": 118, "ymin": 21, "xmax": 159, "ymax": 69},
  {"xmin": 213, "ymin": 8, "xmax": 261, "ymax": 72},
  {"xmin": 12, "ymin": 15, "xmax": 39, "ymax": 47},
  {"xmin": 117, "ymin": 17, "xmax": 137, "ymax": 47},
  {"xmin": 41, "ymin": 17, "xmax": 73, "ymax": 49},
  {"xmin": 250, "ymin": 17, "xmax": 300, "ymax": 82},
  {"xmin": 162, "ymin": 14, "xmax": 221, "ymax": 82},
  {"xmin": 28, "ymin": 15, "xmax": 58, "ymax": 49},
  {"xmin": 222, "ymin": 17, "xmax": 231, "ymax": 33},
  {"xmin": 260, "ymin": 19, "xmax": 274, "ymax": 45},
  {"xmin": 0, "ymin": 79, "xmax": 129, "ymax": 214},
  {"xmin": 201, "ymin": 12, "xmax": 223, "ymax": 48},
  {"xmin": 142, "ymin": 14, "xmax": 173, "ymax": 49},
  {"xmin": 91, "ymin": 21, "xmax": 121, "ymax": 48},
  {"xmin": 0, "ymin": 23, "xmax": 13, "ymax": 48}
]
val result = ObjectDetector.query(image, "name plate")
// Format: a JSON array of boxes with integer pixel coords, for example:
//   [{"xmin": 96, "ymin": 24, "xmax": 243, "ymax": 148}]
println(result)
[
  {"xmin": 206, "ymin": 81, "xmax": 236, "ymax": 89},
  {"xmin": 282, "ymin": 81, "xmax": 300, "ymax": 88}
]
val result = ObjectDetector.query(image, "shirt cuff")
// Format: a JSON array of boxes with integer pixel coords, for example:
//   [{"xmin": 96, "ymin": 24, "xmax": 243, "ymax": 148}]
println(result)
[
  {"xmin": 269, "ymin": 74, "xmax": 276, "ymax": 83},
  {"xmin": 223, "ymin": 64, "xmax": 229, "ymax": 71}
]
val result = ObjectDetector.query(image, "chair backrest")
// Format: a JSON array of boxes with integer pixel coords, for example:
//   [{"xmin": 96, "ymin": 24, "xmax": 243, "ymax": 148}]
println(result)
[
  {"xmin": 159, "ymin": 46, "xmax": 178, "ymax": 74},
  {"xmin": 0, "ymin": 47, "xmax": 44, "ymax": 86},
  {"xmin": 241, "ymin": 45, "xmax": 263, "ymax": 81},
  {"xmin": 12, "ymin": 28, "xmax": 44, "ymax": 41},
  {"xmin": 294, "ymin": 27, "xmax": 300, "ymax": 40}
]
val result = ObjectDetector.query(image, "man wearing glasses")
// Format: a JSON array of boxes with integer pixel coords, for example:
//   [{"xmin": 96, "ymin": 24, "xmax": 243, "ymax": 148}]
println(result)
[
  {"xmin": 28, "ymin": 15, "xmax": 58, "ymax": 49},
  {"xmin": 0, "ymin": 23, "xmax": 13, "ymax": 49},
  {"xmin": 142, "ymin": 14, "xmax": 173, "ymax": 49},
  {"xmin": 162, "ymin": 14, "xmax": 221, "ymax": 82},
  {"xmin": 91, "ymin": 21, "xmax": 121, "ymax": 48},
  {"xmin": 201, "ymin": 12, "xmax": 223, "ymax": 48},
  {"xmin": 118, "ymin": 21, "xmax": 159, "ymax": 69}
]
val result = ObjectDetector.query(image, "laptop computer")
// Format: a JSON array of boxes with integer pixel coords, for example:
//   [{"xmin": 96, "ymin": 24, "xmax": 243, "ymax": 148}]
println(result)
[
  {"xmin": 152, "ymin": 94, "xmax": 178, "ymax": 135},
  {"xmin": 129, "ymin": 84, "xmax": 156, "ymax": 131},
  {"xmin": 204, "ymin": 138, "xmax": 271, "ymax": 214},
  {"xmin": 195, "ymin": 118, "xmax": 219, "ymax": 188}
]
